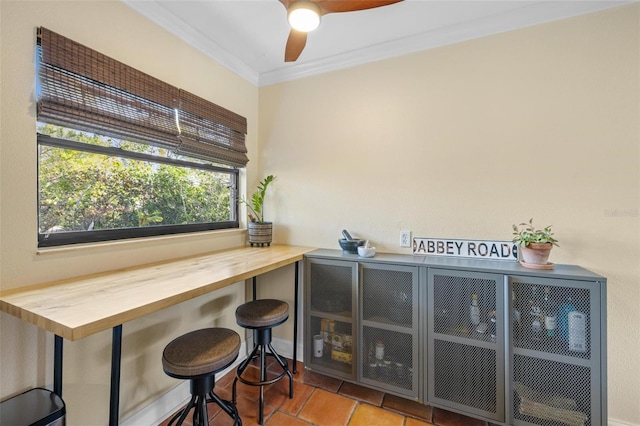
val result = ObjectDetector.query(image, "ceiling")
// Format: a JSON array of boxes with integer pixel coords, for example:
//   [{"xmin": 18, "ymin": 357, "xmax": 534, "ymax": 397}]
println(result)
[{"xmin": 123, "ymin": 0, "xmax": 632, "ymax": 87}]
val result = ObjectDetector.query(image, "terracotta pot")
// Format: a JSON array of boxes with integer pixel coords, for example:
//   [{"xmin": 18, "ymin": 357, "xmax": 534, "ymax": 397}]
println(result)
[
  {"xmin": 248, "ymin": 222, "xmax": 272, "ymax": 247},
  {"xmin": 520, "ymin": 242, "xmax": 553, "ymax": 266}
]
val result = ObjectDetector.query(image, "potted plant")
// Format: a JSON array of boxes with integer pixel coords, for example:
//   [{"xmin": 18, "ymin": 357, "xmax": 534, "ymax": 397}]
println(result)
[
  {"xmin": 512, "ymin": 218, "xmax": 559, "ymax": 269},
  {"xmin": 241, "ymin": 175, "xmax": 275, "ymax": 246}
]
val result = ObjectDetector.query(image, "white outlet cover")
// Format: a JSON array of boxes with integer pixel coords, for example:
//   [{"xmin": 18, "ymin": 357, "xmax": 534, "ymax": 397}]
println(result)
[{"xmin": 400, "ymin": 231, "xmax": 411, "ymax": 247}]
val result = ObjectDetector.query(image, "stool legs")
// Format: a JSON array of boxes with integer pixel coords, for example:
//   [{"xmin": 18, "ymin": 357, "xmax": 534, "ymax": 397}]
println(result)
[
  {"xmin": 267, "ymin": 341, "xmax": 294, "ymax": 398},
  {"xmin": 168, "ymin": 393, "xmax": 197, "ymax": 426},
  {"xmin": 232, "ymin": 329, "xmax": 293, "ymax": 425},
  {"xmin": 207, "ymin": 391, "xmax": 241, "ymax": 424},
  {"xmin": 168, "ymin": 374, "xmax": 242, "ymax": 426}
]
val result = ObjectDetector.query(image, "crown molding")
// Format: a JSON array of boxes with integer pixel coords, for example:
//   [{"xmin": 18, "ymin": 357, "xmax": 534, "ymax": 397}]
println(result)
[{"xmin": 122, "ymin": 0, "xmax": 260, "ymax": 86}]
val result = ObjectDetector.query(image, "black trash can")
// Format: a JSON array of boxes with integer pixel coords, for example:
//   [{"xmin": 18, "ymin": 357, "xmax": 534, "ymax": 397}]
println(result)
[{"xmin": 0, "ymin": 388, "xmax": 65, "ymax": 426}]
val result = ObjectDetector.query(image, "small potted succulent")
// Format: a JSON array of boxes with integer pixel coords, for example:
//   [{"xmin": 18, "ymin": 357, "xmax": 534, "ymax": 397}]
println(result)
[
  {"xmin": 241, "ymin": 175, "xmax": 275, "ymax": 247},
  {"xmin": 512, "ymin": 218, "xmax": 559, "ymax": 269}
]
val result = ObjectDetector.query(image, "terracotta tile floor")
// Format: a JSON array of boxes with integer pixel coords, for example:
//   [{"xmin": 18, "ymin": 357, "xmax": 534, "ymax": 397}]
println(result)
[{"xmin": 159, "ymin": 358, "xmax": 488, "ymax": 426}]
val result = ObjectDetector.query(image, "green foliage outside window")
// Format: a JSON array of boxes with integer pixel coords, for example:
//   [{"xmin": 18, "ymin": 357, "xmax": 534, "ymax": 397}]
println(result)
[{"xmin": 38, "ymin": 124, "xmax": 234, "ymax": 236}]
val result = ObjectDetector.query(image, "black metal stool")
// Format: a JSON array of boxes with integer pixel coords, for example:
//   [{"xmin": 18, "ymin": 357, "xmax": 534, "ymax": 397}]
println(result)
[
  {"xmin": 232, "ymin": 299, "xmax": 293, "ymax": 425},
  {"xmin": 162, "ymin": 328, "xmax": 242, "ymax": 426}
]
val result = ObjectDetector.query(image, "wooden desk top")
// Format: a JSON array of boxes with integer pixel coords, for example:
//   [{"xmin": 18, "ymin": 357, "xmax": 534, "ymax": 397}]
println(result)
[{"xmin": 0, "ymin": 245, "xmax": 314, "ymax": 341}]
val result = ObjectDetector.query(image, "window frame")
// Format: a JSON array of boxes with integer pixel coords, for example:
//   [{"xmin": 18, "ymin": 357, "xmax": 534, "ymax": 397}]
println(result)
[{"xmin": 37, "ymin": 133, "xmax": 240, "ymax": 248}]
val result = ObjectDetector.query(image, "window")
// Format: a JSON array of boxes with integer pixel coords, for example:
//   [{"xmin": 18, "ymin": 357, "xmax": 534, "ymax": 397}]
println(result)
[
  {"xmin": 38, "ymin": 125, "xmax": 238, "ymax": 247},
  {"xmin": 36, "ymin": 28, "xmax": 248, "ymax": 247}
]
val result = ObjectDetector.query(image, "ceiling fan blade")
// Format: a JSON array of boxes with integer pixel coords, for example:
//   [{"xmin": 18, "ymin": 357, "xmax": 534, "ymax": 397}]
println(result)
[
  {"xmin": 285, "ymin": 29, "xmax": 308, "ymax": 62},
  {"xmin": 315, "ymin": 0, "xmax": 403, "ymax": 14},
  {"xmin": 279, "ymin": 0, "xmax": 293, "ymax": 8},
  {"xmin": 279, "ymin": 0, "xmax": 404, "ymax": 62}
]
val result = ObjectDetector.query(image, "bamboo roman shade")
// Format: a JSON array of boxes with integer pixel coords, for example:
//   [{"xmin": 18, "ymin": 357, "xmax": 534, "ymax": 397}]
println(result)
[
  {"xmin": 176, "ymin": 90, "xmax": 249, "ymax": 167},
  {"xmin": 36, "ymin": 27, "xmax": 248, "ymax": 167}
]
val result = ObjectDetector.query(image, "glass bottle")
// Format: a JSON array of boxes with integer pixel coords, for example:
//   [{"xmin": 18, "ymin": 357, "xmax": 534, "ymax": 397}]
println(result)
[
  {"xmin": 375, "ymin": 339, "xmax": 385, "ymax": 362},
  {"xmin": 488, "ymin": 310, "xmax": 497, "ymax": 342},
  {"xmin": 470, "ymin": 293, "xmax": 480, "ymax": 326},
  {"xmin": 542, "ymin": 286, "xmax": 557, "ymax": 339},
  {"xmin": 528, "ymin": 286, "xmax": 543, "ymax": 341},
  {"xmin": 512, "ymin": 288, "xmax": 521, "ymax": 340},
  {"xmin": 367, "ymin": 341, "xmax": 378, "ymax": 378},
  {"xmin": 568, "ymin": 311, "xmax": 587, "ymax": 353},
  {"xmin": 558, "ymin": 295, "xmax": 576, "ymax": 342}
]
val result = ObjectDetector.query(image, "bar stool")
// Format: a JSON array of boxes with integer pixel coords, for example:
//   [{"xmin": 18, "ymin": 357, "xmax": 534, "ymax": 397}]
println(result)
[
  {"xmin": 232, "ymin": 299, "xmax": 293, "ymax": 425},
  {"xmin": 162, "ymin": 328, "xmax": 242, "ymax": 426}
]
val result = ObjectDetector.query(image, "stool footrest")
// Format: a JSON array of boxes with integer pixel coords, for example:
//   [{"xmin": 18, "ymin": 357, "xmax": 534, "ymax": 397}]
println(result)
[
  {"xmin": 236, "ymin": 367, "xmax": 287, "ymax": 387},
  {"xmin": 232, "ymin": 342, "xmax": 293, "ymax": 425}
]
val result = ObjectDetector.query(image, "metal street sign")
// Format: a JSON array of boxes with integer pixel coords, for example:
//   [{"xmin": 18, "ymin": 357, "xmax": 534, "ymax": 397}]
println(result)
[{"xmin": 413, "ymin": 237, "xmax": 518, "ymax": 261}]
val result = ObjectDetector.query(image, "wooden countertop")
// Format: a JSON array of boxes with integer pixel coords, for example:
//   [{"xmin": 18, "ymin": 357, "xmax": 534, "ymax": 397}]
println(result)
[{"xmin": 0, "ymin": 245, "xmax": 314, "ymax": 341}]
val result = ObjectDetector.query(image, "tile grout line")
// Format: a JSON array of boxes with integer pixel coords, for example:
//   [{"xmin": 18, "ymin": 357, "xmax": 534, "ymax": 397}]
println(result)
[
  {"xmin": 344, "ymin": 399, "xmax": 359, "ymax": 426},
  {"xmin": 291, "ymin": 377, "xmax": 316, "ymax": 422}
]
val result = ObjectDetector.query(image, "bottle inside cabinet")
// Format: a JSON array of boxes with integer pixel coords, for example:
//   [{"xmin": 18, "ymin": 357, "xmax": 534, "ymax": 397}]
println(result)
[
  {"xmin": 470, "ymin": 293, "xmax": 481, "ymax": 326},
  {"xmin": 542, "ymin": 286, "xmax": 557, "ymax": 339},
  {"xmin": 361, "ymin": 326, "xmax": 413, "ymax": 391},
  {"xmin": 527, "ymin": 286, "xmax": 544, "ymax": 342},
  {"xmin": 512, "ymin": 282, "xmax": 591, "ymax": 358},
  {"xmin": 432, "ymin": 274, "xmax": 497, "ymax": 343}
]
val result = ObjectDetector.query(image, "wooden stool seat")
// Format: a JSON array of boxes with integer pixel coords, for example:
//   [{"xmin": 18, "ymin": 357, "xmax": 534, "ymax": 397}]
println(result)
[
  {"xmin": 162, "ymin": 328, "xmax": 242, "ymax": 426},
  {"xmin": 235, "ymin": 299, "xmax": 289, "ymax": 329},
  {"xmin": 163, "ymin": 328, "xmax": 240, "ymax": 378}
]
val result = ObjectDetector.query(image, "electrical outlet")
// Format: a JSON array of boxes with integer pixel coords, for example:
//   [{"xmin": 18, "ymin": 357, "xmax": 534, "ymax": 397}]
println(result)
[{"xmin": 400, "ymin": 230, "xmax": 411, "ymax": 248}]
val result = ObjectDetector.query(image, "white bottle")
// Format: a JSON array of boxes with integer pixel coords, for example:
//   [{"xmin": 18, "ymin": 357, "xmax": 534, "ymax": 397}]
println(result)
[
  {"xmin": 470, "ymin": 293, "xmax": 480, "ymax": 326},
  {"xmin": 529, "ymin": 286, "xmax": 543, "ymax": 341},
  {"xmin": 375, "ymin": 339, "xmax": 385, "ymax": 361},
  {"xmin": 568, "ymin": 311, "xmax": 587, "ymax": 352}
]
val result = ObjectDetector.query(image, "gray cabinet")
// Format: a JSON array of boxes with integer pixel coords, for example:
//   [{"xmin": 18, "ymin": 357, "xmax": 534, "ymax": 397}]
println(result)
[
  {"xmin": 427, "ymin": 268, "xmax": 505, "ymax": 422},
  {"xmin": 304, "ymin": 250, "xmax": 606, "ymax": 426},
  {"xmin": 304, "ymin": 252, "xmax": 423, "ymax": 399}
]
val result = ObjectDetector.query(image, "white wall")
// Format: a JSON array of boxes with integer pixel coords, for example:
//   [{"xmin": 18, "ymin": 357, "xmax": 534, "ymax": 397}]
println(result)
[
  {"xmin": 258, "ymin": 5, "xmax": 640, "ymax": 425},
  {"xmin": 0, "ymin": 1, "xmax": 259, "ymax": 424}
]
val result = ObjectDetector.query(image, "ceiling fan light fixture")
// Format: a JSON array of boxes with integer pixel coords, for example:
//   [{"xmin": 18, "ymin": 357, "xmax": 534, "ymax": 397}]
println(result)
[{"xmin": 288, "ymin": 1, "xmax": 320, "ymax": 32}]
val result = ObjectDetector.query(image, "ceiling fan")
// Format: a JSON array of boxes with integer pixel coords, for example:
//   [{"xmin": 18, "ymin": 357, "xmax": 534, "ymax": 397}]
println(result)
[{"xmin": 279, "ymin": 0, "xmax": 404, "ymax": 62}]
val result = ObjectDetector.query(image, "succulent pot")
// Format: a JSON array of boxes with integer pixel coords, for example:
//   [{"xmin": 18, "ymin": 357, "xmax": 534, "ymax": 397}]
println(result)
[
  {"xmin": 248, "ymin": 222, "xmax": 272, "ymax": 247},
  {"xmin": 520, "ymin": 242, "xmax": 553, "ymax": 267}
]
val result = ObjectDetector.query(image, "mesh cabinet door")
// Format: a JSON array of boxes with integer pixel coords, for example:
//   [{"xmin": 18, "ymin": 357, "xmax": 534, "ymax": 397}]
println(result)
[
  {"xmin": 508, "ymin": 276, "xmax": 602, "ymax": 426},
  {"xmin": 427, "ymin": 268, "xmax": 505, "ymax": 422},
  {"xmin": 305, "ymin": 259, "xmax": 357, "ymax": 380},
  {"xmin": 360, "ymin": 263, "xmax": 420, "ymax": 399}
]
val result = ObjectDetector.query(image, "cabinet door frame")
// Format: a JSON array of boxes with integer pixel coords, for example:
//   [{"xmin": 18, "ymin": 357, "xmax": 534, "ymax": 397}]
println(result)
[
  {"xmin": 304, "ymin": 258, "xmax": 358, "ymax": 380},
  {"xmin": 506, "ymin": 275, "xmax": 604, "ymax": 426},
  {"xmin": 426, "ymin": 267, "xmax": 506, "ymax": 422},
  {"xmin": 358, "ymin": 262, "xmax": 422, "ymax": 400}
]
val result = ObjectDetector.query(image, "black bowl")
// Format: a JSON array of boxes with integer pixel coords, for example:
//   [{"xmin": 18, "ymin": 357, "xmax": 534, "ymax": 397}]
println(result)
[{"xmin": 338, "ymin": 239, "xmax": 365, "ymax": 254}]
